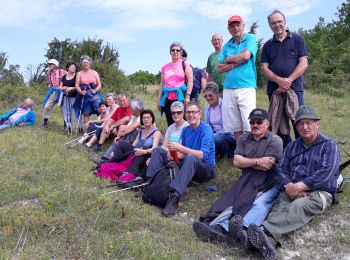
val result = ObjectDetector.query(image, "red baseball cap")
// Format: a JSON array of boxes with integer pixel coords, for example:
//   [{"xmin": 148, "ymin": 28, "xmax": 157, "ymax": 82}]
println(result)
[{"xmin": 228, "ymin": 15, "xmax": 243, "ymax": 24}]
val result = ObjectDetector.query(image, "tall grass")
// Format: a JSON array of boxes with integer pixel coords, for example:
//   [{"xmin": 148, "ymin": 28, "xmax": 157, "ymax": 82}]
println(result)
[{"xmin": 0, "ymin": 87, "xmax": 349, "ymax": 259}]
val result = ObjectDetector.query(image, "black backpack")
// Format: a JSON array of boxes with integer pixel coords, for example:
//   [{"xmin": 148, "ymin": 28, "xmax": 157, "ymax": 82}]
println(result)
[{"xmin": 142, "ymin": 161, "xmax": 179, "ymax": 207}]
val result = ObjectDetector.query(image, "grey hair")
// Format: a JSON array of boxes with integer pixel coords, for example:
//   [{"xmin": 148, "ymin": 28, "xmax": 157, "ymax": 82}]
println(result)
[
  {"xmin": 267, "ymin": 9, "xmax": 286, "ymax": 23},
  {"xmin": 130, "ymin": 99, "xmax": 144, "ymax": 112},
  {"xmin": 80, "ymin": 55, "xmax": 92, "ymax": 62},
  {"xmin": 203, "ymin": 82, "xmax": 219, "ymax": 96},
  {"xmin": 106, "ymin": 92, "xmax": 117, "ymax": 101},
  {"xmin": 186, "ymin": 101, "xmax": 201, "ymax": 112},
  {"xmin": 171, "ymin": 101, "xmax": 185, "ymax": 112},
  {"xmin": 119, "ymin": 93, "xmax": 129, "ymax": 100},
  {"xmin": 24, "ymin": 98, "xmax": 34, "ymax": 106},
  {"xmin": 169, "ymin": 41, "xmax": 183, "ymax": 52}
]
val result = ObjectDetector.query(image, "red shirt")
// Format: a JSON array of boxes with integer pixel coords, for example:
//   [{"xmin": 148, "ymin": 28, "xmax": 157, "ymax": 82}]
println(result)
[{"xmin": 111, "ymin": 106, "xmax": 131, "ymax": 122}]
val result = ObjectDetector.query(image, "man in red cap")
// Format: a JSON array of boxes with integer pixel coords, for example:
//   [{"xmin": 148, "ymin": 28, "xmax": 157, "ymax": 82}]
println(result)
[{"xmin": 217, "ymin": 15, "xmax": 258, "ymax": 142}]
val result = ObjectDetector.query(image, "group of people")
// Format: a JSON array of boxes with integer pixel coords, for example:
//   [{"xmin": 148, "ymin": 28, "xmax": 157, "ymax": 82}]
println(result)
[{"xmin": 0, "ymin": 9, "xmax": 344, "ymax": 260}]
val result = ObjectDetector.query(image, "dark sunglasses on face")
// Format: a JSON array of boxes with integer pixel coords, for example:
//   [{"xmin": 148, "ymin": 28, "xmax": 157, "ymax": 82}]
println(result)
[
  {"xmin": 171, "ymin": 49, "xmax": 181, "ymax": 53},
  {"xmin": 171, "ymin": 111, "xmax": 183, "ymax": 116},
  {"xmin": 249, "ymin": 120, "xmax": 264, "ymax": 125}
]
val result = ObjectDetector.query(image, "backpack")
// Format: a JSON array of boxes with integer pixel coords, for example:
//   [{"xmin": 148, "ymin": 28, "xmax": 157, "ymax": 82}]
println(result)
[{"xmin": 142, "ymin": 161, "xmax": 179, "ymax": 207}]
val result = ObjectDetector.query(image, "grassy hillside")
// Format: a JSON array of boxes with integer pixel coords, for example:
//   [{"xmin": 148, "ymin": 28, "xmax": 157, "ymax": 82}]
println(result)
[{"xmin": 0, "ymin": 87, "xmax": 349, "ymax": 259}]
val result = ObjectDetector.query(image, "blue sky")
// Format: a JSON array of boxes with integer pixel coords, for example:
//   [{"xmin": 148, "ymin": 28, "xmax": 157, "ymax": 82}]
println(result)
[{"xmin": 0, "ymin": 0, "xmax": 344, "ymax": 78}]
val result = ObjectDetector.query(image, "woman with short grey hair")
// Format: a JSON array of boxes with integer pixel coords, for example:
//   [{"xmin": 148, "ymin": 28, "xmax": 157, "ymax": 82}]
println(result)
[
  {"xmin": 203, "ymin": 82, "xmax": 236, "ymax": 158},
  {"xmin": 158, "ymin": 41, "xmax": 193, "ymax": 127}
]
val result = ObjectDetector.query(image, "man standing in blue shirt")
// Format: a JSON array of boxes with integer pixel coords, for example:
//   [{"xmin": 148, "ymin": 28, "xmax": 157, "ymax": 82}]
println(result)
[
  {"xmin": 160, "ymin": 101, "xmax": 216, "ymax": 217},
  {"xmin": 261, "ymin": 10, "xmax": 308, "ymax": 146},
  {"xmin": 247, "ymin": 105, "xmax": 340, "ymax": 260},
  {"xmin": 218, "ymin": 15, "xmax": 258, "ymax": 141}
]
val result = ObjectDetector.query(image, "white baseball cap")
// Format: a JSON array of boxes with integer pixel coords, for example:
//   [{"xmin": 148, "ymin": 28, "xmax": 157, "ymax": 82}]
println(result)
[{"xmin": 48, "ymin": 59, "xmax": 59, "ymax": 67}]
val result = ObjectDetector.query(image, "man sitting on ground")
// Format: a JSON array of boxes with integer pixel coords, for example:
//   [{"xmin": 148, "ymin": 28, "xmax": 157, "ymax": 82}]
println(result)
[
  {"xmin": 0, "ymin": 98, "xmax": 36, "ymax": 132},
  {"xmin": 193, "ymin": 108, "xmax": 283, "ymax": 248},
  {"xmin": 93, "ymin": 94, "xmax": 131, "ymax": 152},
  {"xmin": 146, "ymin": 101, "xmax": 215, "ymax": 217},
  {"xmin": 247, "ymin": 105, "xmax": 340, "ymax": 260}
]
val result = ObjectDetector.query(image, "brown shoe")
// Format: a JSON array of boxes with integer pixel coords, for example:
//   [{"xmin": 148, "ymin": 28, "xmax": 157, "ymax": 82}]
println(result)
[{"xmin": 248, "ymin": 224, "xmax": 277, "ymax": 260}]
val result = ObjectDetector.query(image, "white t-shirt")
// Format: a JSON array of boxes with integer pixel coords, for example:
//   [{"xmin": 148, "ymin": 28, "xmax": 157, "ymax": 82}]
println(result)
[{"xmin": 165, "ymin": 121, "xmax": 190, "ymax": 143}]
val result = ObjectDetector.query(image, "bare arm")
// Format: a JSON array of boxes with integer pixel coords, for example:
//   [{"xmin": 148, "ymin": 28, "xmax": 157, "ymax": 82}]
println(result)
[
  {"xmin": 217, "ymin": 63, "xmax": 237, "ymax": 73},
  {"xmin": 95, "ymin": 72, "xmax": 102, "ymax": 92},
  {"xmin": 134, "ymin": 131, "xmax": 163, "ymax": 156},
  {"xmin": 157, "ymin": 74, "xmax": 164, "ymax": 111},
  {"xmin": 75, "ymin": 72, "xmax": 85, "ymax": 95},
  {"xmin": 200, "ymin": 77, "xmax": 207, "ymax": 92},
  {"xmin": 261, "ymin": 62, "xmax": 292, "ymax": 91},
  {"xmin": 224, "ymin": 49, "xmax": 252, "ymax": 65},
  {"xmin": 233, "ymin": 155, "xmax": 276, "ymax": 172},
  {"xmin": 184, "ymin": 65, "xmax": 193, "ymax": 102},
  {"xmin": 207, "ymin": 73, "xmax": 213, "ymax": 82},
  {"xmin": 288, "ymin": 57, "xmax": 308, "ymax": 81}
]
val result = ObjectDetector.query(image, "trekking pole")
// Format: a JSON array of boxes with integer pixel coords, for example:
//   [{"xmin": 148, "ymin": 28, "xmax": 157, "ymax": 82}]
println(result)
[
  {"xmin": 69, "ymin": 130, "xmax": 97, "ymax": 147},
  {"xmin": 64, "ymin": 130, "xmax": 96, "ymax": 146},
  {"xmin": 76, "ymin": 94, "xmax": 85, "ymax": 135},
  {"xmin": 104, "ymin": 183, "xmax": 149, "ymax": 195}
]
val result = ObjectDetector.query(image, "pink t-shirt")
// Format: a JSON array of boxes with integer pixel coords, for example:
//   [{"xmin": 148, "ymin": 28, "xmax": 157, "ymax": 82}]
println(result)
[
  {"xmin": 79, "ymin": 70, "xmax": 99, "ymax": 85},
  {"xmin": 161, "ymin": 60, "xmax": 189, "ymax": 100}
]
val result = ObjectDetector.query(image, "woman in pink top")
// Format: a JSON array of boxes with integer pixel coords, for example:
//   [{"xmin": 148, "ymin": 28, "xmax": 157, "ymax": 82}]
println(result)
[
  {"xmin": 74, "ymin": 55, "xmax": 103, "ymax": 127},
  {"xmin": 157, "ymin": 42, "xmax": 193, "ymax": 126}
]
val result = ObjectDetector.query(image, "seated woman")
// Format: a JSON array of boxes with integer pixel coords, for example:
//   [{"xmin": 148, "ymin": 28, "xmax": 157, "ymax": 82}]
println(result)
[
  {"xmin": 81, "ymin": 92, "xmax": 118, "ymax": 146},
  {"xmin": 0, "ymin": 98, "xmax": 36, "ymax": 131},
  {"xmin": 145, "ymin": 101, "xmax": 189, "ymax": 176},
  {"xmin": 91, "ymin": 99, "xmax": 144, "ymax": 164},
  {"xmin": 203, "ymin": 82, "xmax": 236, "ymax": 158},
  {"xmin": 94, "ymin": 109, "xmax": 162, "ymax": 182}
]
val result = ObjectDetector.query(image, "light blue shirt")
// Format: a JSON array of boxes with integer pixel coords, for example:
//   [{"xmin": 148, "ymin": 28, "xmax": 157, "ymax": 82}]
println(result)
[{"xmin": 218, "ymin": 33, "xmax": 258, "ymax": 89}]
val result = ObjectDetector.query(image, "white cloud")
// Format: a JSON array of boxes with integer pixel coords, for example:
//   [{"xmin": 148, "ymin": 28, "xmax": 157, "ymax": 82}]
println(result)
[
  {"xmin": 0, "ymin": 0, "xmax": 319, "ymax": 39},
  {"xmin": 261, "ymin": 0, "xmax": 319, "ymax": 16}
]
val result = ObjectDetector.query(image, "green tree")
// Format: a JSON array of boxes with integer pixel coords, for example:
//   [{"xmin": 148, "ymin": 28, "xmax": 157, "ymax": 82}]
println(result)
[{"xmin": 129, "ymin": 70, "xmax": 157, "ymax": 91}]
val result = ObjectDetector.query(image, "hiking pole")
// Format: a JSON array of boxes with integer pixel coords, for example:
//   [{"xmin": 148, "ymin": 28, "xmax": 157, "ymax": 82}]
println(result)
[
  {"xmin": 104, "ymin": 183, "xmax": 149, "ymax": 195},
  {"xmin": 76, "ymin": 95, "xmax": 85, "ymax": 135},
  {"xmin": 64, "ymin": 130, "xmax": 96, "ymax": 146},
  {"xmin": 69, "ymin": 130, "xmax": 97, "ymax": 148}
]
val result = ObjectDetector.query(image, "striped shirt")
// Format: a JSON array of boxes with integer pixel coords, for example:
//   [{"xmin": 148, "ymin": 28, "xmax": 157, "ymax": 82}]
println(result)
[{"xmin": 277, "ymin": 133, "xmax": 340, "ymax": 194}]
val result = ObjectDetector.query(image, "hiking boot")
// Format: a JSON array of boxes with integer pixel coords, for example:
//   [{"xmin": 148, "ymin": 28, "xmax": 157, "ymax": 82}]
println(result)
[
  {"xmin": 248, "ymin": 224, "xmax": 277, "ymax": 260},
  {"xmin": 193, "ymin": 221, "xmax": 227, "ymax": 243},
  {"xmin": 89, "ymin": 155, "xmax": 107, "ymax": 165},
  {"xmin": 161, "ymin": 193, "xmax": 180, "ymax": 217},
  {"xmin": 228, "ymin": 215, "xmax": 243, "ymax": 242},
  {"xmin": 93, "ymin": 144, "xmax": 103, "ymax": 153}
]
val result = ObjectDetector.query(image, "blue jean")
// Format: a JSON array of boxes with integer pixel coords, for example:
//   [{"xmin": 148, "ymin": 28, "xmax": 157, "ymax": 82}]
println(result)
[
  {"xmin": 215, "ymin": 132, "xmax": 236, "ymax": 158},
  {"xmin": 0, "ymin": 120, "xmax": 12, "ymax": 131},
  {"xmin": 268, "ymin": 91, "xmax": 304, "ymax": 149},
  {"xmin": 218, "ymin": 187, "xmax": 279, "ymax": 230}
]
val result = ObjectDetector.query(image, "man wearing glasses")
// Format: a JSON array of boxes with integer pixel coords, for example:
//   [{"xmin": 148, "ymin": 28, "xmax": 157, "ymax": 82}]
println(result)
[
  {"xmin": 248, "ymin": 105, "xmax": 340, "ymax": 260},
  {"xmin": 217, "ymin": 15, "xmax": 258, "ymax": 141},
  {"xmin": 158, "ymin": 101, "xmax": 215, "ymax": 217},
  {"xmin": 193, "ymin": 108, "xmax": 283, "ymax": 250}
]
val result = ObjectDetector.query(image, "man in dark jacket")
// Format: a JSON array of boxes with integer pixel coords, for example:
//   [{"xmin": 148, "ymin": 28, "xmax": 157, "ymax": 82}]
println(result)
[{"xmin": 193, "ymin": 108, "xmax": 283, "ymax": 248}]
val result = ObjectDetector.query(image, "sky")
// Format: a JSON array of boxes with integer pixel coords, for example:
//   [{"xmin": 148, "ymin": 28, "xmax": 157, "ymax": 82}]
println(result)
[{"xmin": 0, "ymin": 0, "xmax": 345, "ymax": 78}]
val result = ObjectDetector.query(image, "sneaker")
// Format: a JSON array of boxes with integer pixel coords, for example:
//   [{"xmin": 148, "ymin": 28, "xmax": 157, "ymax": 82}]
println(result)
[
  {"xmin": 161, "ymin": 193, "xmax": 180, "ymax": 217},
  {"xmin": 83, "ymin": 143, "xmax": 92, "ymax": 150},
  {"xmin": 193, "ymin": 221, "xmax": 227, "ymax": 243},
  {"xmin": 248, "ymin": 224, "xmax": 277, "ymax": 260},
  {"xmin": 93, "ymin": 145, "xmax": 103, "ymax": 153},
  {"xmin": 228, "ymin": 215, "xmax": 243, "ymax": 242}
]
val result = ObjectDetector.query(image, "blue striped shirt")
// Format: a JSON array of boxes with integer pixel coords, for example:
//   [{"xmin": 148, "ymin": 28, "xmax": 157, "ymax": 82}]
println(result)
[{"xmin": 276, "ymin": 133, "xmax": 340, "ymax": 194}]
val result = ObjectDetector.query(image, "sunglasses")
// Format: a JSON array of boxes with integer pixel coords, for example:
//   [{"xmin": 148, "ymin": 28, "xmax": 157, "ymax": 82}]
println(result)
[
  {"xmin": 171, "ymin": 111, "xmax": 183, "ymax": 116},
  {"xmin": 171, "ymin": 49, "xmax": 181, "ymax": 53},
  {"xmin": 249, "ymin": 120, "xmax": 265, "ymax": 125}
]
